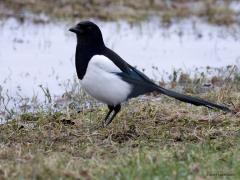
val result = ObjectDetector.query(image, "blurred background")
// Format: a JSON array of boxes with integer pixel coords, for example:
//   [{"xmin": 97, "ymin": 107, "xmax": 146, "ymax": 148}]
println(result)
[{"xmin": 0, "ymin": 0, "xmax": 240, "ymax": 121}]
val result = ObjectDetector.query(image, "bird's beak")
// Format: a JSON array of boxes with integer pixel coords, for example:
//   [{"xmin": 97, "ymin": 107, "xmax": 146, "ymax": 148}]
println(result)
[{"xmin": 69, "ymin": 26, "xmax": 84, "ymax": 34}]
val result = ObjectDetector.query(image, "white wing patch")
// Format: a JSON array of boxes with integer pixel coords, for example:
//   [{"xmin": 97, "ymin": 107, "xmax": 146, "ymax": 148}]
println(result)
[
  {"xmin": 80, "ymin": 55, "xmax": 132, "ymax": 106},
  {"xmin": 91, "ymin": 55, "xmax": 121, "ymax": 73}
]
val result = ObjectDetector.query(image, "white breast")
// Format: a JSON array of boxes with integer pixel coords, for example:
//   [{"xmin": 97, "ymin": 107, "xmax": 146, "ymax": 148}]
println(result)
[{"xmin": 80, "ymin": 55, "xmax": 132, "ymax": 106}]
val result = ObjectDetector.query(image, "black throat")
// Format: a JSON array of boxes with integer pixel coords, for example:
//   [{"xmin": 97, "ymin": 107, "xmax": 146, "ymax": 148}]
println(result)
[{"xmin": 75, "ymin": 39, "xmax": 105, "ymax": 80}]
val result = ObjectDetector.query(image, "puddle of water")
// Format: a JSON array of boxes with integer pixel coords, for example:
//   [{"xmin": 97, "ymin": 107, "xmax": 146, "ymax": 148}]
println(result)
[{"xmin": 0, "ymin": 18, "xmax": 240, "ymax": 100}]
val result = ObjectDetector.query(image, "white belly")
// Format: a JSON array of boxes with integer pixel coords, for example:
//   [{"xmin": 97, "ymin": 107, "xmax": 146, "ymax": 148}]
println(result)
[{"xmin": 80, "ymin": 55, "xmax": 132, "ymax": 106}]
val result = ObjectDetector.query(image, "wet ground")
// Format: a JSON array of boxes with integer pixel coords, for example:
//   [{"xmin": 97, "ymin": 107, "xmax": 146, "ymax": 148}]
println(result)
[{"xmin": 1, "ymin": 18, "xmax": 240, "ymax": 100}]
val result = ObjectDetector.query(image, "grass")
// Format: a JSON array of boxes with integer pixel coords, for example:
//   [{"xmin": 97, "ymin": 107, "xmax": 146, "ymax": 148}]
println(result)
[
  {"xmin": 0, "ymin": 82, "xmax": 240, "ymax": 179},
  {"xmin": 1, "ymin": 66, "xmax": 240, "ymax": 179},
  {"xmin": 0, "ymin": 0, "xmax": 239, "ymax": 26}
]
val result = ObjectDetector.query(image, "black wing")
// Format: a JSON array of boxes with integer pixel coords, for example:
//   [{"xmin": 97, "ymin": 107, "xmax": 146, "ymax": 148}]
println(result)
[
  {"xmin": 103, "ymin": 47, "xmax": 156, "ymax": 97},
  {"xmin": 103, "ymin": 47, "xmax": 231, "ymax": 112}
]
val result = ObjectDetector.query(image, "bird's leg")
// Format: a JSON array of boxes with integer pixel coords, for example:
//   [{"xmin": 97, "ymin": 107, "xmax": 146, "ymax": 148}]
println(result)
[
  {"xmin": 103, "ymin": 104, "xmax": 121, "ymax": 127},
  {"xmin": 102, "ymin": 105, "xmax": 114, "ymax": 127}
]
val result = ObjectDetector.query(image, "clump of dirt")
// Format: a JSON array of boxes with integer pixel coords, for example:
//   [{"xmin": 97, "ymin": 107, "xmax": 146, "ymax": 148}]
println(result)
[{"xmin": 111, "ymin": 125, "xmax": 139, "ymax": 143}]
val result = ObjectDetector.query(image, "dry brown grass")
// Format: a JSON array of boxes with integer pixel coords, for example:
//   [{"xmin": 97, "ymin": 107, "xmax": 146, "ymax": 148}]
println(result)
[{"xmin": 0, "ymin": 0, "xmax": 239, "ymax": 25}]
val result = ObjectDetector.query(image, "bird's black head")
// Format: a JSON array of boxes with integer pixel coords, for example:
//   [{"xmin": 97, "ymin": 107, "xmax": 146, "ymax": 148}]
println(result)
[{"xmin": 69, "ymin": 21, "xmax": 105, "ymax": 51}]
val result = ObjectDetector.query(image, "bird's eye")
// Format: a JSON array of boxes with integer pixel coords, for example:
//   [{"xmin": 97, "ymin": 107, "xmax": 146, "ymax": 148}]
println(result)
[{"xmin": 87, "ymin": 26, "xmax": 93, "ymax": 30}]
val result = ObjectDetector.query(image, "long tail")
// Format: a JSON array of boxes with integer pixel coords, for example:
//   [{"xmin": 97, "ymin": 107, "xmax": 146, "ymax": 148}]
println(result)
[{"xmin": 156, "ymin": 86, "xmax": 231, "ymax": 112}]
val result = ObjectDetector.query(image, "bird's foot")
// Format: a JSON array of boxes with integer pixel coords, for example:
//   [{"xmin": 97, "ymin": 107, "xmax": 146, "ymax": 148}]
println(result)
[
  {"xmin": 102, "ymin": 121, "xmax": 108, "ymax": 128},
  {"xmin": 89, "ymin": 123, "xmax": 103, "ymax": 132}
]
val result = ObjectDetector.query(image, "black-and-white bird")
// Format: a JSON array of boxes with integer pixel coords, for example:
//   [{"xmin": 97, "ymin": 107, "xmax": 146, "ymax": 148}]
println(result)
[{"xmin": 69, "ymin": 21, "xmax": 230, "ymax": 127}]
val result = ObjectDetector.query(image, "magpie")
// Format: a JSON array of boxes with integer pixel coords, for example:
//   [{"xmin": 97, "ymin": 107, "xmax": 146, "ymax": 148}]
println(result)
[{"xmin": 69, "ymin": 21, "xmax": 230, "ymax": 127}]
